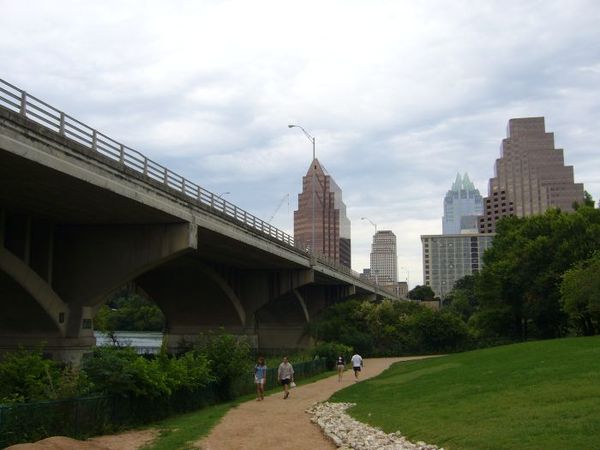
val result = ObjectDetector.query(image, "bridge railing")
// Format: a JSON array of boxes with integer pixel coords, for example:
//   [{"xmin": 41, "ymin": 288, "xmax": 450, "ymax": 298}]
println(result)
[{"xmin": 0, "ymin": 78, "xmax": 382, "ymax": 292}]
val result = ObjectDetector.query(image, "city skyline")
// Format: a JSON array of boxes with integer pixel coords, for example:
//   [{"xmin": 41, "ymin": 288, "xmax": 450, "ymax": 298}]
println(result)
[{"xmin": 2, "ymin": 1, "xmax": 599, "ymax": 286}]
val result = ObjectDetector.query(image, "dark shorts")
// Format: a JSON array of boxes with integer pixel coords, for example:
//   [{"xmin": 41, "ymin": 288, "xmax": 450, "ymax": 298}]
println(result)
[
  {"xmin": 281, "ymin": 378, "xmax": 291, "ymax": 385},
  {"xmin": 353, "ymin": 366, "xmax": 361, "ymax": 372}
]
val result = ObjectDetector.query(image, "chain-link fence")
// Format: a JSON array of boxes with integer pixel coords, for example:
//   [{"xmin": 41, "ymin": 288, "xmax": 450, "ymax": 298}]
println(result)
[{"xmin": 0, "ymin": 358, "xmax": 327, "ymax": 447}]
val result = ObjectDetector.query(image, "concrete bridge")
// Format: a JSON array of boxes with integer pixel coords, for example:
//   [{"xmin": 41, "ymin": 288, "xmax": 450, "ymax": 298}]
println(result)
[{"xmin": 0, "ymin": 79, "xmax": 395, "ymax": 363}]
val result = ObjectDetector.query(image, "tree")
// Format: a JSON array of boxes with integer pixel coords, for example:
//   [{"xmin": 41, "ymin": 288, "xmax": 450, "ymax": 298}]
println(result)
[
  {"xmin": 95, "ymin": 294, "xmax": 165, "ymax": 332},
  {"xmin": 474, "ymin": 206, "xmax": 600, "ymax": 339},
  {"xmin": 560, "ymin": 252, "xmax": 600, "ymax": 336},
  {"xmin": 408, "ymin": 285, "xmax": 435, "ymax": 301},
  {"xmin": 584, "ymin": 191, "xmax": 595, "ymax": 208},
  {"xmin": 444, "ymin": 275, "xmax": 479, "ymax": 321}
]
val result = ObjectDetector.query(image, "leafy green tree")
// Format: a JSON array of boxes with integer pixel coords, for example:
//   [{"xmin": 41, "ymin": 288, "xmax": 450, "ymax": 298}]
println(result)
[
  {"xmin": 475, "ymin": 206, "xmax": 600, "ymax": 339},
  {"xmin": 95, "ymin": 294, "xmax": 165, "ymax": 332},
  {"xmin": 82, "ymin": 346, "xmax": 212, "ymax": 398},
  {"xmin": 560, "ymin": 252, "xmax": 600, "ymax": 335},
  {"xmin": 0, "ymin": 347, "xmax": 61, "ymax": 403},
  {"xmin": 405, "ymin": 309, "xmax": 470, "ymax": 352},
  {"xmin": 311, "ymin": 342, "xmax": 353, "ymax": 369},
  {"xmin": 408, "ymin": 285, "xmax": 435, "ymax": 301},
  {"xmin": 307, "ymin": 300, "xmax": 375, "ymax": 355},
  {"xmin": 444, "ymin": 275, "xmax": 479, "ymax": 321},
  {"xmin": 583, "ymin": 191, "xmax": 595, "ymax": 208},
  {"xmin": 195, "ymin": 331, "xmax": 251, "ymax": 400}
]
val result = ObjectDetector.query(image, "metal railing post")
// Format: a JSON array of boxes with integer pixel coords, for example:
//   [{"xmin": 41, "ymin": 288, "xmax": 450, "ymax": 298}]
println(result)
[
  {"xmin": 19, "ymin": 91, "xmax": 27, "ymax": 116},
  {"xmin": 92, "ymin": 130, "xmax": 97, "ymax": 150},
  {"xmin": 119, "ymin": 144, "xmax": 125, "ymax": 164},
  {"xmin": 59, "ymin": 112, "xmax": 65, "ymax": 136}
]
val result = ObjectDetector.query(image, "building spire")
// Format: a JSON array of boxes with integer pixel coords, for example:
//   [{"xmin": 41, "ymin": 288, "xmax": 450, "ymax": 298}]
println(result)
[{"xmin": 451, "ymin": 173, "xmax": 462, "ymax": 191}]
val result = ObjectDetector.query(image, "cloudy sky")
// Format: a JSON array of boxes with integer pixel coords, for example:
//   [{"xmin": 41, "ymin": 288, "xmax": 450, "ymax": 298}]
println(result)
[{"xmin": 2, "ymin": 0, "xmax": 599, "ymax": 286}]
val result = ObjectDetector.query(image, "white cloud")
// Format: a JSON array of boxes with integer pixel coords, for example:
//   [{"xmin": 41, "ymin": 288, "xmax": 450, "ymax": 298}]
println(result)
[{"xmin": 2, "ymin": 0, "xmax": 600, "ymax": 286}]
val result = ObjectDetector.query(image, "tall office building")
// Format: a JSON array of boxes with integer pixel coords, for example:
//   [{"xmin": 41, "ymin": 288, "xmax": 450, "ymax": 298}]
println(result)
[
  {"xmin": 479, "ymin": 117, "xmax": 584, "ymax": 233},
  {"xmin": 421, "ymin": 234, "xmax": 494, "ymax": 299},
  {"xmin": 442, "ymin": 173, "xmax": 484, "ymax": 234},
  {"xmin": 369, "ymin": 230, "xmax": 397, "ymax": 284},
  {"xmin": 294, "ymin": 159, "xmax": 351, "ymax": 267}
]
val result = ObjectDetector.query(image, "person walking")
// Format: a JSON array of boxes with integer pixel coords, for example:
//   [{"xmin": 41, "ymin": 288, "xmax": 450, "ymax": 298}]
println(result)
[
  {"xmin": 254, "ymin": 356, "xmax": 267, "ymax": 401},
  {"xmin": 351, "ymin": 353, "xmax": 363, "ymax": 381},
  {"xmin": 277, "ymin": 356, "xmax": 295, "ymax": 399},
  {"xmin": 336, "ymin": 354, "xmax": 346, "ymax": 382}
]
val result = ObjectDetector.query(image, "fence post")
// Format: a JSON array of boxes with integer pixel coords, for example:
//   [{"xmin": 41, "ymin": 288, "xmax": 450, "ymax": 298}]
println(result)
[
  {"xmin": 143, "ymin": 158, "xmax": 148, "ymax": 176},
  {"xmin": 92, "ymin": 130, "xmax": 97, "ymax": 151},
  {"xmin": 163, "ymin": 168, "xmax": 168, "ymax": 184},
  {"xmin": 119, "ymin": 144, "xmax": 125, "ymax": 164}
]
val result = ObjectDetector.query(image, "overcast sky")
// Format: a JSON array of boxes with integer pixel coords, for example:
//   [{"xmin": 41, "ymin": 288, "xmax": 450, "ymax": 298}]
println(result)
[{"xmin": 2, "ymin": 0, "xmax": 599, "ymax": 287}]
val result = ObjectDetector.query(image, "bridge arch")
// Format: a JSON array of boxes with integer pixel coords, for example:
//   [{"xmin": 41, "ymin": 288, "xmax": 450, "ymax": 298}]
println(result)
[{"xmin": 0, "ymin": 249, "xmax": 68, "ymax": 336}]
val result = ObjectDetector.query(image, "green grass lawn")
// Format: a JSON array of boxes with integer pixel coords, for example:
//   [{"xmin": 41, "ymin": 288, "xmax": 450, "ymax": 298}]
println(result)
[
  {"xmin": 330, "ymin": 336, "xmax": 600, "ymax": 450},
  {"xmin": 142, "ymin": 369, "xmax": 336, "ymax": 450}
]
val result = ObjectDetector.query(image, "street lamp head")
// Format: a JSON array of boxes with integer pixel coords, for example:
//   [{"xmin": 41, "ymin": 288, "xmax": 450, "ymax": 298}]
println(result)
[{"xmin": 288, "ymin": 124, "xmax": 296, "ymax": 128}]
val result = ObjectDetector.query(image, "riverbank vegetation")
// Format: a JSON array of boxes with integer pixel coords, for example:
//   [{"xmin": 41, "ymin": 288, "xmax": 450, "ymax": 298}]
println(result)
[
  {"xmin": 310, "ymin": 204, "xmax": 600, "ymax": 356},
  {"xmin": 0, "ymin": 334, "xmax": 328, "ymax": 447},
  {"xmin": 331, "ymin": 336, "xmax": 600, "ymax": 450}
]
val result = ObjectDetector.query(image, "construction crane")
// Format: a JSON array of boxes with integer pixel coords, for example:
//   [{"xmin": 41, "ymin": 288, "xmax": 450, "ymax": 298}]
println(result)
[{"xmin": 268, "ymin": 193, "xmax": 289, "ymax": 223}]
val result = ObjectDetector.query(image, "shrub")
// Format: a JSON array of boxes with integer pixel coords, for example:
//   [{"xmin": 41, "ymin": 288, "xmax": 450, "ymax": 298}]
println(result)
[
  {"xmin": 311, "ymin": 342, "xmax": 353, "ymax": 369},
  {"xmin": 0, "ymin": 347, "xmax": 62, "ymax": 403},
  {"xmin": 195, "ymin": 332, "xmax": 251, "ymax": 400},
  {"xmin": 406, "ymin": 309, "xmax": 470, "ymax": 352},
  {"xmin": 82, "ymin": 346, "xmax": 213, "ymax": 398}
]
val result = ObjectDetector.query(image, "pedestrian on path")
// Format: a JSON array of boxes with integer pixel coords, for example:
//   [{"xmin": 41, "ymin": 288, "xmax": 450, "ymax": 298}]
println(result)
[
  {"xmin": 336, "ymin": 355, "xmax": 346, "ymax": 382},
  {"xmin": 277, "ymin": 356, "xmax": 295, "ymax": 399},
  {"xmin": 254, "ymin": 356, "xmax": 267, "ymax": 401},
  {"xmin": 351, "ymin": 353, "xmax": 363, "ymax": 381}
]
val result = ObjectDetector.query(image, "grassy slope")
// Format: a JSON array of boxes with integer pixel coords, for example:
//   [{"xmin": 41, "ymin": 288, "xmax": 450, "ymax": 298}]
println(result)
[{"xmin": 330, "ymin": 337, "xmax": 600, "ymax": 450}]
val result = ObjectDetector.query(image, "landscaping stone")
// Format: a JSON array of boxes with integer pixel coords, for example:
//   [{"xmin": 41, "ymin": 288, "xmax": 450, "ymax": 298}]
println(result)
[{"xmin": 306, "ymin": 402, "xmax": 443, "ymax": 450}]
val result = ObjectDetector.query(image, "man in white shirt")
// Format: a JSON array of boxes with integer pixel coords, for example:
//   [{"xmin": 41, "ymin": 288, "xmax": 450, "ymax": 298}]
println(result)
[{"xmin": 351, "ymin": 353, "xmax": 363, "ymax": 381}]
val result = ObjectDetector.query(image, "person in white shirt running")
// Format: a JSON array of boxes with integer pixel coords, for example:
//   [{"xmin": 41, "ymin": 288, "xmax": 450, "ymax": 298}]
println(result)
[{"xmin": 351, "ymin": 353, "xmax": 363, "ymax": 381}]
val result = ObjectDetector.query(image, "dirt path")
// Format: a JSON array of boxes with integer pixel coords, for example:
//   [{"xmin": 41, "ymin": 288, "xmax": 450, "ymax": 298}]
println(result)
[
  {"xmin": 198, "ymin": 356, "xmax": 432, "ymax": 450},
  {"xmin": 6, "ymin": 356, "xmax": 434, "ymax": 450}
]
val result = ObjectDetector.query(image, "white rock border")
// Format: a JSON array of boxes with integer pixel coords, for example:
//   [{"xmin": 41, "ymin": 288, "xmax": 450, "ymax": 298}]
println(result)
[{"xmin": 306, "ymin": 402, "xmax": 443, "ymax": 450}]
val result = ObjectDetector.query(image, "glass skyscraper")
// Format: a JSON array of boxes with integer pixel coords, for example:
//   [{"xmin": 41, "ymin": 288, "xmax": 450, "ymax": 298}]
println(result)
[{"xmin": 442, "ymin": 173, "xmax": 484, "ymax": 234}]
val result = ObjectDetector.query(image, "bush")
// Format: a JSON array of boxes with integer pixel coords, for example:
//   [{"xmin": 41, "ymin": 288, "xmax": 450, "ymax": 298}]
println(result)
[
  {"xmin": 0, "ymin": 347, "xmax": 61, "ymax": 403},
  {"xmin": 82, "ymin": 346, "xmax": 213, "ymax": 398},
  {"xmin": 195, "ymin": 332, "xmax": 251, "ymax": 400},
  {"xmin": 406, "ymin": 309, "xmax": 471, "ymax": 352},
  {"xmin": 311, "ymin": 342, "xmax": 353, "ymax": 369}
]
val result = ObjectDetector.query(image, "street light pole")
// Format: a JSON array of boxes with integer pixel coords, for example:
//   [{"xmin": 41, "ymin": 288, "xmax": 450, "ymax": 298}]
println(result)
[
  {"xmin": 289, "ymin": 124, "xmax": 316, "ymax": 254},
  {"xmin": 361, "ymin": 217, "xmax": 378, "ymax": 285}
]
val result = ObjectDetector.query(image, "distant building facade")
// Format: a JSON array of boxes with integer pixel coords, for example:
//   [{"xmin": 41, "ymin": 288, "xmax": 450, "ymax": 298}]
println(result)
[
  {"xmin": 369, "ymin": 230, "xmax": 398, "ymax": 284},
  {"xmin": 294, "ymin": 159, "xmax": 351, "ymax": 267},
  {"xmin": 421, "ymin": 234, "xmax": 494, "ymax": 300},
  {"xmin": 479, "ymin": 117, "xmax": 584, "ymax": 233},
  {"xmin": 442, "ymin": 173, "xmax": 484, "ymax": 234},
  {"xmin": 396, "ymin": 281, "xmax": 408, "ymax": 298}
]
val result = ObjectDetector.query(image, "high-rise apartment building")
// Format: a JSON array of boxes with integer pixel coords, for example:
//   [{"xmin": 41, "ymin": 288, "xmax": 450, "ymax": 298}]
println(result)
[
  {"xmin": 369, "ymin": 230, "xmax": 397, "ymax": 284},
  {"xmin": 479, "ymin": 117, "xmax": 584, "ymax": 233},
  {"xmin": 442, "ymin": 173, "xmax": 484, "ymax": 234},
  {"xmin": 294, "ymin": 159, "xmax": 351, "ymax": 267},
  {"xmin": 421, "ymin": 234, "xmax": 494, "ymax": 299}
]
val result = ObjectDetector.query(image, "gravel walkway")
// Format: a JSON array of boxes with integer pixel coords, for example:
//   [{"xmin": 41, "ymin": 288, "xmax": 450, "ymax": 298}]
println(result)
[{"xmin": 198, "ymin": 356, "xmax": 435, "ymax": 450}]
